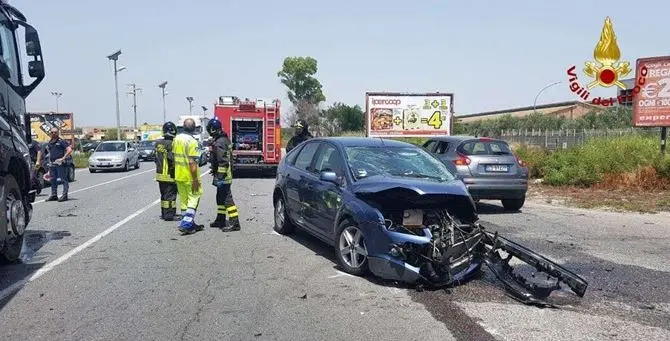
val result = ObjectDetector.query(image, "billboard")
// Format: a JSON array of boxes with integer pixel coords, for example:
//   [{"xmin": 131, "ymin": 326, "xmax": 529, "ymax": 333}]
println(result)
[
  {"xmin": 28, "ymin": 112, "xmax": 75, "ymax": 143},
  {"xmin": 365, "ymin": 92, "xmax": 454, "ymax": 137},
  {"xmin": 633, "ymin": 56, "xmax": 670, "ymax": 127}
]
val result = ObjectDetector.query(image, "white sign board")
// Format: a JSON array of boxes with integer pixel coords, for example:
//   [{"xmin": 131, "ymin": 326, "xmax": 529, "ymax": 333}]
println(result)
[{"xmin": 365, "ymin": 92, "xmax": 454, "ymax": 137}]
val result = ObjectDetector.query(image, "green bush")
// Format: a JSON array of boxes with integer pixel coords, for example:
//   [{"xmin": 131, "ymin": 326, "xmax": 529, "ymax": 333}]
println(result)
[
  {"xmin": 655, "ymin": 155, "xmax": 670, "ymax": 179},
  {"xmin": 540, "ymin": 136, "xmax": 660, "ymax": 186},
  {"xmin": 72, "ymin": 152, "xmax": 90, "ymax": 168}
]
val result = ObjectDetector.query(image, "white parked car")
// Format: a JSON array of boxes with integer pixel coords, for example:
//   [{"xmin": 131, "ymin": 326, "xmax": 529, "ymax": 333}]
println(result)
[{"xmin": 88, "ymin": 140, "xmax": 140, "ymax": 173}]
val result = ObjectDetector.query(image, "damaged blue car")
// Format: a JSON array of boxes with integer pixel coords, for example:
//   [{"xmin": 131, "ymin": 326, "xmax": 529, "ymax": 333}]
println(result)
[{"xmin": 272, "ymin": 137, "xmax": 588, "ymax": 306}]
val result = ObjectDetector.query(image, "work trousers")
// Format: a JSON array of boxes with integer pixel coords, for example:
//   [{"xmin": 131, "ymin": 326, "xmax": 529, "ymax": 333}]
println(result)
[
  {"xmin": 216, "ymin": 183, "xmax": 239, "ymax": 221},
  {"xmin": 176, "ymin": 180, "xmax": 203, "ymax": 230},
  {"xmin": 50, "ymin": 164, "xmax": 69, "ymax": 196},
  {"xmin": 158, "ymin": 181, "xmax": 177, "ymax": 220}
]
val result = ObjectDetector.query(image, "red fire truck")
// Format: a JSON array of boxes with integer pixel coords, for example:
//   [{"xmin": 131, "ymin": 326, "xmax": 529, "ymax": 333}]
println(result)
[{"xmin": 213, "ymin": 96, "xmax": 282, "ymax": 172}]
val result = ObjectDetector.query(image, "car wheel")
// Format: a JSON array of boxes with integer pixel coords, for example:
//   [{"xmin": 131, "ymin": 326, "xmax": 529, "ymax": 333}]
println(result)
[
  {"xmin": 68, "ymin": 165, "xmax": 75, "ymax": 182},
  {"xmin": 89, "ymin": 168, "xmax": 96, "ymax": 173},
  {"xmin": 124, "ymin": 161, "xmax": 129, "ymax": 172},
  {"xmin": 273, "ymin": 195, "xmax": 295, "ymax": 235},
  {"xmin": 501, "ymin": 196, "xmax": 525, "ymax": 211},
  {"xmin": 135, "ymin": 159, "xmax": 140, "ymax": 169},
  {"xmin": 334, "ymin": 220, "xmax": 369, "ymax": 276},
  {"xmin": 0, "ymin": 174, "xmax": 27, "ymax": 264}
]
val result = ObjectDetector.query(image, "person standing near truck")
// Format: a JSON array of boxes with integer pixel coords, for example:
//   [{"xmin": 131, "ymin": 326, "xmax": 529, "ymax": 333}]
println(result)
[
  {"xmin": 173, "ymin": 118, "xmax": 204, "ymax": 234},
  {"xmin": 205, "ymin": 119, "xmax": 241, "ymax": 231},
  {"xmin": 286, "ymin": 119, "xmax": 313, "ymax": 153},
  {"xmin": 36, "ymin": 127, "xmax": 73, "ymax": 202},
  {"xmin": 155, "ymin": 122, "xmax": 178, "ymax": 221}
]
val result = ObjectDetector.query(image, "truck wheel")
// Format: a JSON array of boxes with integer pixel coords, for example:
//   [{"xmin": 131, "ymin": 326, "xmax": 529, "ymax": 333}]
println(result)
[{"xmin": 1, "ymin": 174, "xmax": 27, "ymax": 264}]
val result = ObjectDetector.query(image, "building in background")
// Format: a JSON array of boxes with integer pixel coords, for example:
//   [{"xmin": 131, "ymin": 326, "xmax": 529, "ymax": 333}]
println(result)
[
  {"xmin": 618, "ymin": 78, "xmax": 634, "ymax": 107},
  {"xmin": 456, "ymin": 101, "xmax": 606, "ymax": 124}
]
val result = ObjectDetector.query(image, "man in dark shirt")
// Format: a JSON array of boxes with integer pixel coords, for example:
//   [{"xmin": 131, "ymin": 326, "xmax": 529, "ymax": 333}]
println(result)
[{"xmin": 36, "ymin": 127, "xmax": 73, "ymax": 202}]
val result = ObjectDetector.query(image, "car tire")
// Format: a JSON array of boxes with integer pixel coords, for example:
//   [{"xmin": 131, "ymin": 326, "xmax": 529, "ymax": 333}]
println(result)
[
  {"xmin": 68, "ymin": 165, "xmax": 75, "ymax": 182},
  {"xmin": 123, "ymin": 161, "xmax": 129, "ymax": 172},
  {"xmin": 0, "ymin": 174, "xmax": 26, "ymax": 264},
  {"xmin": 502, "ymin": 196, "xmax": 525, "ymax": 211},
  {"xmin": 89, "ymin": 168, "xmax": 96, "ymax": 173},
  {"xmin": 273, "ymin": 195, "xmax": 296, "ymax": 235},
  {"xmin": 135, "ymin": 159, "xmax": 140, "ymax": 169},
  {"xmin": 334, "ymin": 219, "xmax": 369, "ymax": 276}
]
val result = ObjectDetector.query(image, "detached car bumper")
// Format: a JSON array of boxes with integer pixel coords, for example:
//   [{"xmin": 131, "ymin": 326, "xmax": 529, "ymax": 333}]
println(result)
[{"xmin": 460, "ymin": 177, "xmax": 528, "ymax": 200}]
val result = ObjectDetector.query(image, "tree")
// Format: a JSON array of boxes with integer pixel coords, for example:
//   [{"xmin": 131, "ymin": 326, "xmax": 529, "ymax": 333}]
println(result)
[
  {"xmin": 321, "ymin": 102, "xmax": 365, "ymax": 135},
  {"xmin": 277, "ymin": 56, "xmax": 326, "ymax": 131},
  {"xmin": 103, "ymin": 128, "xmax": 118, "ymax": 140}
]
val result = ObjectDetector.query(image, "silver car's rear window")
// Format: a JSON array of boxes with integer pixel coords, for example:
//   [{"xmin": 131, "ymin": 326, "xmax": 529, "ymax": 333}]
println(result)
[{"xmin": 457, "ymin": 139, "xmax": 512, "ymax": 156}]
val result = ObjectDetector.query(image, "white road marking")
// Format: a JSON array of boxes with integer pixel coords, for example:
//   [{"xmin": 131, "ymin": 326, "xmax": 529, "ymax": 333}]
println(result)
[
  {"xmin": 0, "ymin": 198, "xmax": 159, "ymax": 301},
  {"xmin": 34, "ymin": 168, "xmax": 156, "ymax": 204},
  {"xmin": 328, "ymin": 270, "xmax": 355, "ymax": 279},
  {"xmin": 262, "ymin": 231, "xmax": 282, "ymax": 236},
  {"xmin": 0, "ymin": 170, "xmax": 211, "ymax": 301}
]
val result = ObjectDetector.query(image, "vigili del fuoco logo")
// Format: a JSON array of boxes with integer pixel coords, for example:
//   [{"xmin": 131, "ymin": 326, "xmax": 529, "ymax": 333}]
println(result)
[{"xmin": 566, "ymin": 17, "xmax": 631, "ymax": 106}]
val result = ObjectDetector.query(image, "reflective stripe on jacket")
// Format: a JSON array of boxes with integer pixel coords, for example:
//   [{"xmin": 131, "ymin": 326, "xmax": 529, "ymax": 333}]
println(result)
[
  {"xmin": 154, "ymin": 138, "xmax": 175, "ymax": 182},
  {"xmin": 172, "ymin": 133, "xmax": 200, "ymax": 182}
]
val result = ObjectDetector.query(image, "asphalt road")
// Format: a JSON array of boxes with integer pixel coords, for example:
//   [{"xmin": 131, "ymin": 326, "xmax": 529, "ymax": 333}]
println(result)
[{"xmin": 0, "ymin": 163, "xmax": 669, "ymax": 341}]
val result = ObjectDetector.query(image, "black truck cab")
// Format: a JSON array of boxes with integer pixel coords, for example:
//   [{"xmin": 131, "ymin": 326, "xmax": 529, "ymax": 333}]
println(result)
[{"xmin": 0, "ymin": 1, "xmax": 45, "ymax": 263}]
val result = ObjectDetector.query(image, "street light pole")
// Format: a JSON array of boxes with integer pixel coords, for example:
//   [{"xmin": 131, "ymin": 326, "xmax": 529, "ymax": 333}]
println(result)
[
  {"xmin": 107, "ymin": 50, "xmax": 125, "ymax": 141},
  {"xmin": 533, "ymin": 81, "xmax": 563, "ymax": 113},
  {"xmin": 50, "ymin": 91, "xmax": 62, "ymax": 112},
  {"xmin": 186, "ymin": 96, "xmax": 194, "ymax": 115},
  {"xmin": 158, "ymin": 81, "xmax": 168, "ymax": 123}
]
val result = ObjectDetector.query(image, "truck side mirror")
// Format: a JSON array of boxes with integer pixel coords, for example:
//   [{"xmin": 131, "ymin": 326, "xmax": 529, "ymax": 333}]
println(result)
[
  {"xmin": 14, "ymin": 22, "xmax": 44, "ymax": 98},
  {"xmin": 25, "ymin": 26, "xmax": 42, "ymax": 56}
]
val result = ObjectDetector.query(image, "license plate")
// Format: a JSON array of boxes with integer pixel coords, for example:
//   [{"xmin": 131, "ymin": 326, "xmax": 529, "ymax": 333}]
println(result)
[{"xmin": 485, "ymin": 165, "xmax": 508, "ymax": 172}]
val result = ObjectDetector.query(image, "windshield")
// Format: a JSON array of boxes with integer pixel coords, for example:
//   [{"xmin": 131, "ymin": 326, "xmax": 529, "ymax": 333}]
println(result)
[
  {"xmin": 344, "ymin": 146, "xmax": 455, "ymax": 182},
  {"xmin": 139, "ymin": 141, "xmax": 156, "ymax": 148},
  {"xmin": 95, "ymin": 142, "xmax": 126, "ymax": 152}
]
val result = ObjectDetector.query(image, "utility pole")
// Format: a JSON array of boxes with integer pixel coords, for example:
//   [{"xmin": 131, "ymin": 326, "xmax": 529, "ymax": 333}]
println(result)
[
  {"xmin": 107, "ymin": 50, "xmax": 126, "ymax": 141},
  {"xmin": 127, "ymin": 83, "xmax": 142, "ymax": 130},
  {"xmin": 186, "ymin": 96, "xmax": 194, "ymax": 115},
  {"xmin": 158, "ymin": 81, "xmax": 168, "ymax": 123},
  {"xmin": 50, "ymin": 91, "xmax": 62, "ymax": 112}
]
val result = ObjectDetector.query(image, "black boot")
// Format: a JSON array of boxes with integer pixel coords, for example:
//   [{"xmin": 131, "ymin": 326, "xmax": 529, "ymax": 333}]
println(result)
[
  {"xmin": 58, "ymin": 194, "xmax": 68, "ymax": 202},
  {"xmin": 210, "ymin": 214, "xmax": 226, "ymax": 228},
  {"xmin": 222, "ymin": 217, "xmax": 241, "ymax": 232}
]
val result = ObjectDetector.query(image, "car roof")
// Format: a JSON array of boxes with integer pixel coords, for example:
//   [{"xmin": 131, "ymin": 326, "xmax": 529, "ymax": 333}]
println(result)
[
  {"xmin": 308, "ymin": 136, "xmax": 417, "ymax": 148},
  {"xmin": 426, "ymin": 135, "xmax": 507, "ymax": 143}
]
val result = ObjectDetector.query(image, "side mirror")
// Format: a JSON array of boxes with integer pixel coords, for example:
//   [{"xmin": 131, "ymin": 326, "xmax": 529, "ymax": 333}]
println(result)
[
  {"xmin": 25, "ymin": 26, "xmax": 42, "ymax": 56},
  {"xmin": 28, "ymin": 60, "xmax": 44, "ymax": 79},
  {"xmin": 319, "ymin": 171, "xmax": 339, "ymax": 185}
]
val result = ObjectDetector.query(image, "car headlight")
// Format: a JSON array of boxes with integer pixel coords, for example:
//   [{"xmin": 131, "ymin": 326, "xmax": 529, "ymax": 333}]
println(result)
[{"xmin": 88, "ymin": 156, "xmax": 94, "ymax": 163}]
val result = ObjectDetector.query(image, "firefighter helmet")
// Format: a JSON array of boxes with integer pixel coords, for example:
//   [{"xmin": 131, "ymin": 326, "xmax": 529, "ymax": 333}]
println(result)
[
  {"xmin": 162, "ymin": 121, "xmax": 177, "ymax": 137},
  {"xmin": 206, "ymin": 118, "xmax": 223, "ymax": 136}
]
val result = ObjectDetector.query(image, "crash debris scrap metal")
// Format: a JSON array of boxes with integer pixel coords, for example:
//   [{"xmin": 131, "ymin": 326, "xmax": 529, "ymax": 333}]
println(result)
[{"xmin": 354, "ymin": 186, "xmax": 588, "ymax": 308}]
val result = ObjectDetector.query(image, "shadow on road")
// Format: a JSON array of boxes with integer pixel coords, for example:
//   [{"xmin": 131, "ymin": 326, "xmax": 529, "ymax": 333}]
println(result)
[
  {"xmin": 0, "ymin": 230, "xmax": 71, "ymax": 311},
  {"xmin": 233, "ymin": 169, "xmax": 277, "ymax": 179},
  {"xmin": 475, "ymin": 201, "xmax": 522, "ymax": 215}
]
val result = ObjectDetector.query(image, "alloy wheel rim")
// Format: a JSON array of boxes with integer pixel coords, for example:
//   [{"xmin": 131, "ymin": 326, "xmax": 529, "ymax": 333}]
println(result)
[{"xmin": 339, "ymin": 226, "xmax": 368, "ymax": 268}]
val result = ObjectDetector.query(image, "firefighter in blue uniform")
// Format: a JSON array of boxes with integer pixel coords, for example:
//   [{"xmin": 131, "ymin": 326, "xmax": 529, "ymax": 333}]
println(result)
[
  {"xmin": 155, "ymin": 122, "xmax": 178, "ymax": 220},
  {"xmin": 206, "ymin": 118, "xmax": 241, "ymax": 231}
]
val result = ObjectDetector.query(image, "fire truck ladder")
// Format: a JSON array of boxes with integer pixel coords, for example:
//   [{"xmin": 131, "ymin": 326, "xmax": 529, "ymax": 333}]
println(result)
[{"xmin": 264, "ymin": 104, "xmax": 277, "ymax": 162}]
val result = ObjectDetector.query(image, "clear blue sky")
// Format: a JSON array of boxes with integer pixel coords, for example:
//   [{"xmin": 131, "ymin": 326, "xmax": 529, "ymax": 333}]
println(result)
[{"xmin": 10, "ymin": 0, "xmax": 669, "ymax": 127}]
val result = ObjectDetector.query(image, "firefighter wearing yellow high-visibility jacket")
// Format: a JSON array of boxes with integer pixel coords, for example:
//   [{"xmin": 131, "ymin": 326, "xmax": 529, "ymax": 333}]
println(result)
[
  {"xmin": 206, "ymin": 118, "xmax": 241, "ymax": 231},
  {"xmin": 173, "ymin": 118, "xmax": 205, "ymax": 234},
  {"xmin": 154, "ymin": 121, "xmax": 178, "ymax": 221}
]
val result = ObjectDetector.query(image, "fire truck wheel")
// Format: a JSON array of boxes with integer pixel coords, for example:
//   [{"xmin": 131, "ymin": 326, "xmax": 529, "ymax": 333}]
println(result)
[{"xmin": 1, "ymin": 174, "xmax": 26, "ymax": 264}]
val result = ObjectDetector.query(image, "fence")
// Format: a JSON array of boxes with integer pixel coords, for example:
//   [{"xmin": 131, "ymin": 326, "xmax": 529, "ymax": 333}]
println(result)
[{"xmin": 487, "ymin": 128, "xmax": 662, "ymax": 150}]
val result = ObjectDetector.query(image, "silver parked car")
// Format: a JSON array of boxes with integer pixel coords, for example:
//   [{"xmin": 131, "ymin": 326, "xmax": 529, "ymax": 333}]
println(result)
[
  {"xmin": 88, "ymin": 140, "xmax": 140, "ymax": 173},
  {"xmin": 422, "ymin": 136, "xmax": 529, "ymax": 211}
]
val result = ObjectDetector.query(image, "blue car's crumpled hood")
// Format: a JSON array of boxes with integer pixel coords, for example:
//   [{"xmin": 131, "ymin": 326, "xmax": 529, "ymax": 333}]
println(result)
[{"xmin": 351, "ymin": 176, "xmax": 478, "ymax": 222}]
